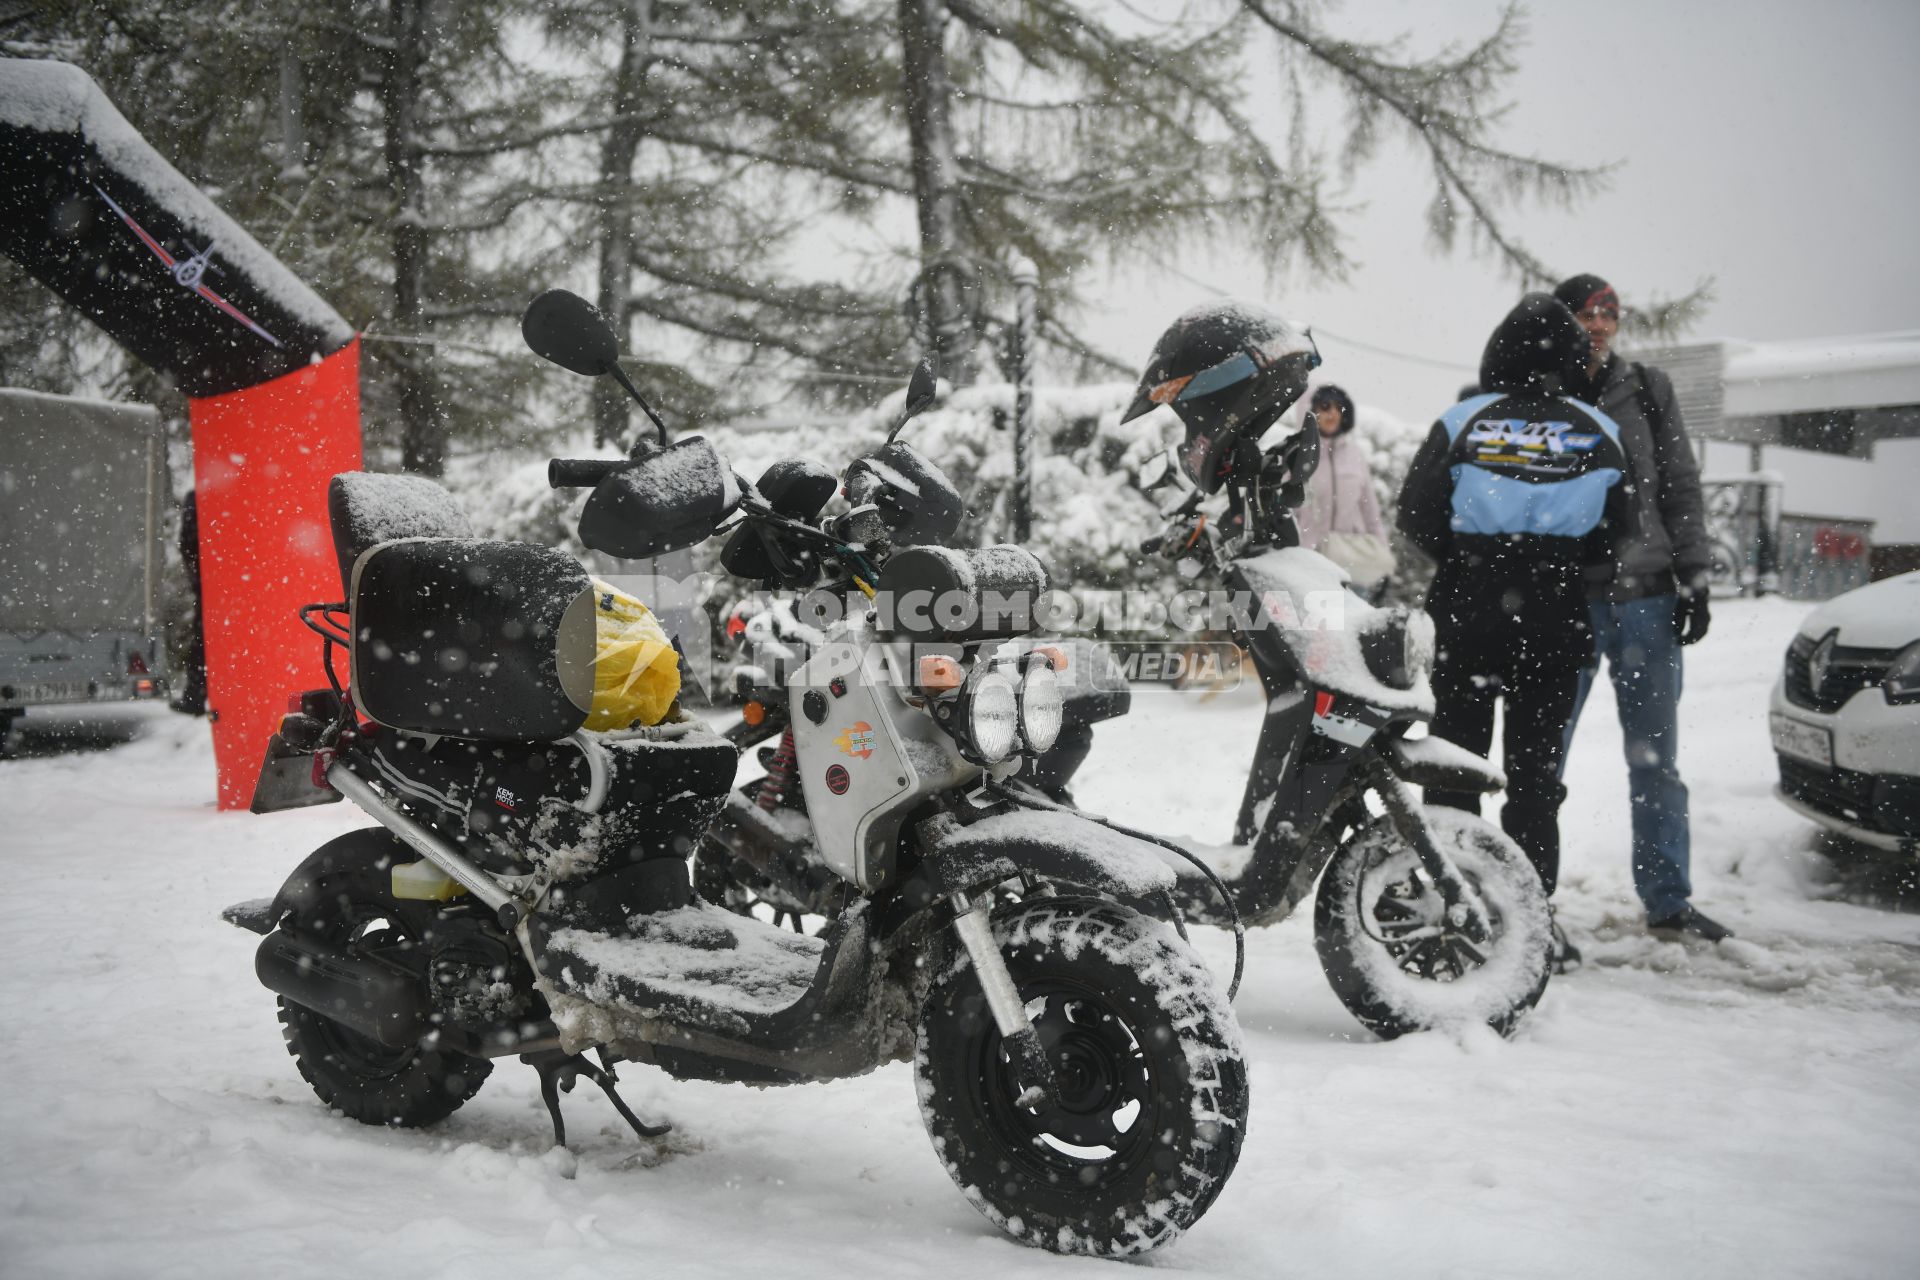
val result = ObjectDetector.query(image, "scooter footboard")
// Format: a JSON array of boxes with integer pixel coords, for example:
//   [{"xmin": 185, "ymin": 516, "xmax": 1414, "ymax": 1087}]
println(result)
[
  {"xmin": 1382, "ymin": 734, "xmax": 1506, "ymax": 793},
  {"xmin": 921, "ymin": 809, "xmax": 1177, "ymax": 902}
]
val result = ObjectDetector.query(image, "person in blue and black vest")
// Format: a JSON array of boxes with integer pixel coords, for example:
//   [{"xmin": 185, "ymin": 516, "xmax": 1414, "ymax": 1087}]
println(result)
[{"xmin": 1397, "ymin": 293, "xmax": 1631, "ymax": 973}]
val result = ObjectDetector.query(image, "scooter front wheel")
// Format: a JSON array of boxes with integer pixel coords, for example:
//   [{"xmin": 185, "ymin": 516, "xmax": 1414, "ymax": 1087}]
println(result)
[
  {"xmin": 1314, "ymin": 808, "xmax": 1552, "ymax": 1039},
  {"xmin": 915, "ymin": 897, "xmax": 1247, "ymax": 1257}
]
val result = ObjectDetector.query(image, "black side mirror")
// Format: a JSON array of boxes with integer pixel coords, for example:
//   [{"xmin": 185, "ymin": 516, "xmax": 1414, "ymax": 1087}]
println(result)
[
  {"xmin": 522, "ymin": 289, "xmax": 619, "ymax": 377},
  {"xmin": 524, "ymin": 287, "xmax": 672, "ymax": 446},
  {"xmin": 885, "ymin": 358, "xmax": 940, "ymax": 443}
]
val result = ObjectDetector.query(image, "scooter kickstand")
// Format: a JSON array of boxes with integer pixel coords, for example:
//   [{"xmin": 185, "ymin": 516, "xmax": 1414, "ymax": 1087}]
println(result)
[
  {"xmin": 522, "ymin": 1048, "xmax": 672, "ymax": 1148},
  {"xmin": 584, "ymin": 1049, "xmax": 672, "ymax": 1140}
]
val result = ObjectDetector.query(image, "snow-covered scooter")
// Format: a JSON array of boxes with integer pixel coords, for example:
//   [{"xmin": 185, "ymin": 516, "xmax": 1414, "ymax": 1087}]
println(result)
[
  {"xmin": 222, "ymin": 292, "xmax": 1247, "ymax": 1258},
  {"xmin": 1078, "ymin": 302, "xmax": 1554, "ymax": 1038}
]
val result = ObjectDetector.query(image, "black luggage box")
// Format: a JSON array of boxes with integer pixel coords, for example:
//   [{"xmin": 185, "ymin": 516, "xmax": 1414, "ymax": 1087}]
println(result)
[{"xmin": 348, "ymin": 537, "xmax": 596, "ymax": 742}]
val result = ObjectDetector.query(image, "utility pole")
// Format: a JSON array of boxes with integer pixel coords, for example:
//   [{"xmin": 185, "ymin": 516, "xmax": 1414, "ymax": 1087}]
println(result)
[{"xmin": 1010, "ymin": 255, "xmax": 1037, "ymax": 543}]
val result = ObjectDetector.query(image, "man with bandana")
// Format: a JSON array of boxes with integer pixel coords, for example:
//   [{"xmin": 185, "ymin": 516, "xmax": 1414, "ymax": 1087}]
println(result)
[{"xmin": 1553, "ymin": 273, "xmax": 1733, "ymax": 951}]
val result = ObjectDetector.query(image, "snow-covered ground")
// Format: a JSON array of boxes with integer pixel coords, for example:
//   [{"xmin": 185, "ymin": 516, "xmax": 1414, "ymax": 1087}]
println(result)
[{"xmin": 2, "ymin": 597, "xmax": 1917, "ymax": 1278}]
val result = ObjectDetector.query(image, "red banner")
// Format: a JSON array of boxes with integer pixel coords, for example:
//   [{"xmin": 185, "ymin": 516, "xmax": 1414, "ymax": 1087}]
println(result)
[{"xmin": 189, "ymin": 340, "xmax": 363, "ymax": 809}]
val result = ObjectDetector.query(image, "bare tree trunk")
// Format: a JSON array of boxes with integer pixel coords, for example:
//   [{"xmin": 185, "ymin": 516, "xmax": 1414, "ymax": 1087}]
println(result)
[
  {"xmin": 595, "ymin": 0, "xmax": 656, "ymax": 449},
  {"xmin": 896, "ymin": 0, "xmax": 976, "ymax": 383},
  {"xmin": 381, "ymin": 0, "xmax": 444, "ymax": 476}
]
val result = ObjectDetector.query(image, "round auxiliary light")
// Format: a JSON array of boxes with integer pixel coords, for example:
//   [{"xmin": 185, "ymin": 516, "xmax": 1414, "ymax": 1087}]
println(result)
[
  {"xmin": 1019, "ymin": 661, "xmax": 1064, "ymax": 755},
  {"xmin": 967, "ymin": 669, "xmax": 1020, "ymax": 763}
]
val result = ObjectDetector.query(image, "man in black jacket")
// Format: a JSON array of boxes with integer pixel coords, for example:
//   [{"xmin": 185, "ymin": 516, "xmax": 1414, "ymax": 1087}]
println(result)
[
  {"xmin": 1398, "ymin": 294, "xmax": 1629, "ymax": 963},
  {"xmin": 1552, "ymin": 273, "xmax": 1732, "ymax": 945}
]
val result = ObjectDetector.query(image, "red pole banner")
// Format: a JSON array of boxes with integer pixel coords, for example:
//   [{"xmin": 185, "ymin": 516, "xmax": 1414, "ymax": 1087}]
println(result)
[{"xmin": 189, "ymin": 340, "xmax": 363, "ymax": 809}]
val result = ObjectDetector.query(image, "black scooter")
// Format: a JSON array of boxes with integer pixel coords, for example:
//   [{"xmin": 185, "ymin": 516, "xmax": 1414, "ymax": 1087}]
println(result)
[{"xmin": 223, "ymin": 290, "xmax": 1247, "ymax": 1258}]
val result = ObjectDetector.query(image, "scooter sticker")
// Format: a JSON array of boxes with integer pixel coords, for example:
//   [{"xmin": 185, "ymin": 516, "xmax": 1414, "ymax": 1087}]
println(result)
[
  {"xmin": 833, "ymin": 722, "xmax": 877, "ymax": 759},
  {"xmin": 824, "ymin": 764, "xmax": 851, "ymax": 795},
  {"xmin": 1310, "ymin": 690, "xmax": 1376, "ymax": 747}
]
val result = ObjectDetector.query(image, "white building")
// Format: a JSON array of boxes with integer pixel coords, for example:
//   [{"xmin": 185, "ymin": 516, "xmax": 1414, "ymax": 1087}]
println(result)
[{"xmin": 1626, "ymin": 330, "xmax": 1920, "ymax": 597}]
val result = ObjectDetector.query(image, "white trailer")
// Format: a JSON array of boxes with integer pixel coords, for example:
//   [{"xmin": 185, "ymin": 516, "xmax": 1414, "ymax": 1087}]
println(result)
[{"xmin": 1, "ymin": 388, "xmax": 169, "ymax": 751}]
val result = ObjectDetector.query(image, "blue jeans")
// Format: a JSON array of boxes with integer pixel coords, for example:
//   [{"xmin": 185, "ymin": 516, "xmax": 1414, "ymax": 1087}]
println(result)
[{"xmin": 1562, "ymin": 594, "xmax": 1692, "ymax": 919}]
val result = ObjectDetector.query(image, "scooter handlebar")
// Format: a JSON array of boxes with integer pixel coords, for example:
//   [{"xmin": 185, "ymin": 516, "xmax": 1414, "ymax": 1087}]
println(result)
[{"xmin": 548, "ymin": 458, "xmax": 627, "ymax": 489}]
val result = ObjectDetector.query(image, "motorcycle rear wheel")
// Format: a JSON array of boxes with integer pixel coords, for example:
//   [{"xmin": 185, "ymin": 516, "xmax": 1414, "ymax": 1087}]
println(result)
[
  {"xmin": 915, "ymin": 897, "xmax": 1247, "ymax": 1257},
  {"xmin": 275, "ymin": 830, "xmax": 492, "ymax": 1127},
  {"xmin": 1314, "ymin": 808, "xmax": 1552, "ymax": 1039}
]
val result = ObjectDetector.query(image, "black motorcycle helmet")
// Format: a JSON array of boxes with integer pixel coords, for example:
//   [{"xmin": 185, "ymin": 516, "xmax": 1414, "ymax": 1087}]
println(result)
[
  {"xmin": 1121, "ymin": 300, "xmax": 1320, "ymax": 493},
  {"xmin": 1479, "ymin": 292, "xmax": 1588, "ymax": 396}
]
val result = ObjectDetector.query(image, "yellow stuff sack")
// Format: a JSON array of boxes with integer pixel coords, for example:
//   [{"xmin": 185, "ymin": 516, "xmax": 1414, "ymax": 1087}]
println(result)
[{"xmin": 585, "ymin": 578, "xmax": 681, "ymax": 730}]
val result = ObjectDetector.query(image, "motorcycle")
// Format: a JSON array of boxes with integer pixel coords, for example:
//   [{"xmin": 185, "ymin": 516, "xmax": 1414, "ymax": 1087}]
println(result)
[{"xmin": 222, "ymin": 289, "xmax": 1247, "ymax": 1258}]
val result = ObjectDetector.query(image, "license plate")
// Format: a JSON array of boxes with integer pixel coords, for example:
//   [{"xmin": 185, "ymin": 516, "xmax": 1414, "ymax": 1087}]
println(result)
[
  {"xmin": 6, "ymin": 680, "xmax": 93, "ymax": 705},
  {"xmin": 1770, "ymin": 712, "xmax": 1833, "ymax": 768}
]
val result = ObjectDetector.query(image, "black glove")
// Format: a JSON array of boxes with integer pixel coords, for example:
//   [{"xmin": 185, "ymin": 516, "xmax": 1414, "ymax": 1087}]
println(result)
[{"xmin": 1674, "ymin": 588, "xmax": 1710, "ymax": 646}]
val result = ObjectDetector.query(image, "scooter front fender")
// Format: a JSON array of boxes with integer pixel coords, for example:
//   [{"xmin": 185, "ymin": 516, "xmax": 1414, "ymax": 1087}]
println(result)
[
  {"xmin": 917, "ymin": 808, "xmax": 1178, "ymax": 904},
  {"xmin": 1380, "ymin": 734, "xmax": 1506, "ymax": 794}
]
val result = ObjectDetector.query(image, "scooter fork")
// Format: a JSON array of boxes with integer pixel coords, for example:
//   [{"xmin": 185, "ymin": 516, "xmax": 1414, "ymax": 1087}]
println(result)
[
  {"xmin": 1368, "ymin": 766, "xmax": 1494, "ymax": 946},
  {"xmin": 950, "ymin": 891, "xmax": 1055, "ymax": 1106}
]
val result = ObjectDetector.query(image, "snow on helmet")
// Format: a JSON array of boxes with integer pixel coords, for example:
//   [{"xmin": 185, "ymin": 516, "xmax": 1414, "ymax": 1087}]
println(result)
[
  {"xmin": 1479, "ymin": 292, "xmax": 1587, "ymax": 395},
  {"xmin": 1121, "ymin": 301, "xmax": 1320, "ymax": 493}
]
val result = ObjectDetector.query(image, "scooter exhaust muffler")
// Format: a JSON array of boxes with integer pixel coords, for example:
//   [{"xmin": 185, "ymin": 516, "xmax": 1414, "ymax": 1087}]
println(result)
[{"xmin": 254, "ymin": 930, "xmax": 430, "ymax": 1049}]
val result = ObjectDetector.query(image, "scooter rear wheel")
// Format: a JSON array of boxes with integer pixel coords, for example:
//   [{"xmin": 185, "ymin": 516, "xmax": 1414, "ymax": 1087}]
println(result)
[
  {"xmin": 915, "ymin": 896, "xmax": 1246, "ymax": 1257},
  {"xmin": 1314, "ymin": 808, "xmax": 1552, "ymax": 1039},
  {"xmin": 275, "ymin": 830, "xmax": 493, "ymax": 1127}
]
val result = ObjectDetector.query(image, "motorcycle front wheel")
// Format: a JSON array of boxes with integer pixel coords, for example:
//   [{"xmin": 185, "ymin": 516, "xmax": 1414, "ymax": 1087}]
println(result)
[
  {"xmin": 915, "ymin": 896, "xmax": 1247, "ymax": 1258},
  {"xmin": 1314, "ymin": 807, "xmax": 1552, "ymax": 1039}
]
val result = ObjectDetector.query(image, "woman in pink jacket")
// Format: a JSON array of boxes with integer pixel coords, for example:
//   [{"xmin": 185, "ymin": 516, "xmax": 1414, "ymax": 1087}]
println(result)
[{"xmin": 1296, "ymin": 384, "xmax": 1394, "ymax": 596}]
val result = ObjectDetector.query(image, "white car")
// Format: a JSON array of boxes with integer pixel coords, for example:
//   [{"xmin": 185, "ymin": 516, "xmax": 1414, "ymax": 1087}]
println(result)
[{"xmin": 1770, "ymin": 571, "xmax": 1920, "ymax": 855}]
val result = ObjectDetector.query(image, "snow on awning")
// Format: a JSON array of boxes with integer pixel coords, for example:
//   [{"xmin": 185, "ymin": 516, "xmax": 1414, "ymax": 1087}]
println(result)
[
  {"xmin": 0, "ymin": 58, "xmax": 353, "ymax": 398},
  {"xmin": 1722, "ymin": 331, "xmax": 1920, "ymax": 417}
]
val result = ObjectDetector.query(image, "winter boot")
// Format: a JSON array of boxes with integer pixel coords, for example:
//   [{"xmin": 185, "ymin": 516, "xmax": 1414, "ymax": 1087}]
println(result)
[
  {"xmin": 1647, "ymin": 905, "xmax": 1734, "ymax": 944},
  {"xmin": 1549, "ymin": 907, "xmax": 1582, "ymax": 974}
]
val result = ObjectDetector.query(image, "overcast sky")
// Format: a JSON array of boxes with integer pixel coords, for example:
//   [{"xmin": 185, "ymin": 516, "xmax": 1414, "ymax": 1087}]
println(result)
[{"xmin": 1083, "ymin": 0, "xmax": 1920, "ymax": 426}]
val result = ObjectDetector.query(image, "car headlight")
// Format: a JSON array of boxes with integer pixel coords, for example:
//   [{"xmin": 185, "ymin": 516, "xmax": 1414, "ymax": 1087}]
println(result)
[
  {"xmin": 965, "ymin": 668, "xmax": 1020, "ymax": 763},
  {"xmin": 1886, "ymin": 641, "xmax": 1920, "ymax": 705},
  {"xmin": 1019, "ymin": 658, "xmax": 1064, "ymax": 755}
]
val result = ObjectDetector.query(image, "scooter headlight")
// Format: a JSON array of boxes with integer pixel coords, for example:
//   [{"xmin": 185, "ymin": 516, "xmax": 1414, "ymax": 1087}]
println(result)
[
  {"xmin": 1018, "ymin": 659, "xmax": 1064, "ymax": 755},
  {"xmin": 1361, "ymin": 607, "xmax": 1426, "ymax": 691},
  {"xmin": 965, "ymin": 668, "xmax": 1020, "ymax": 763}
]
